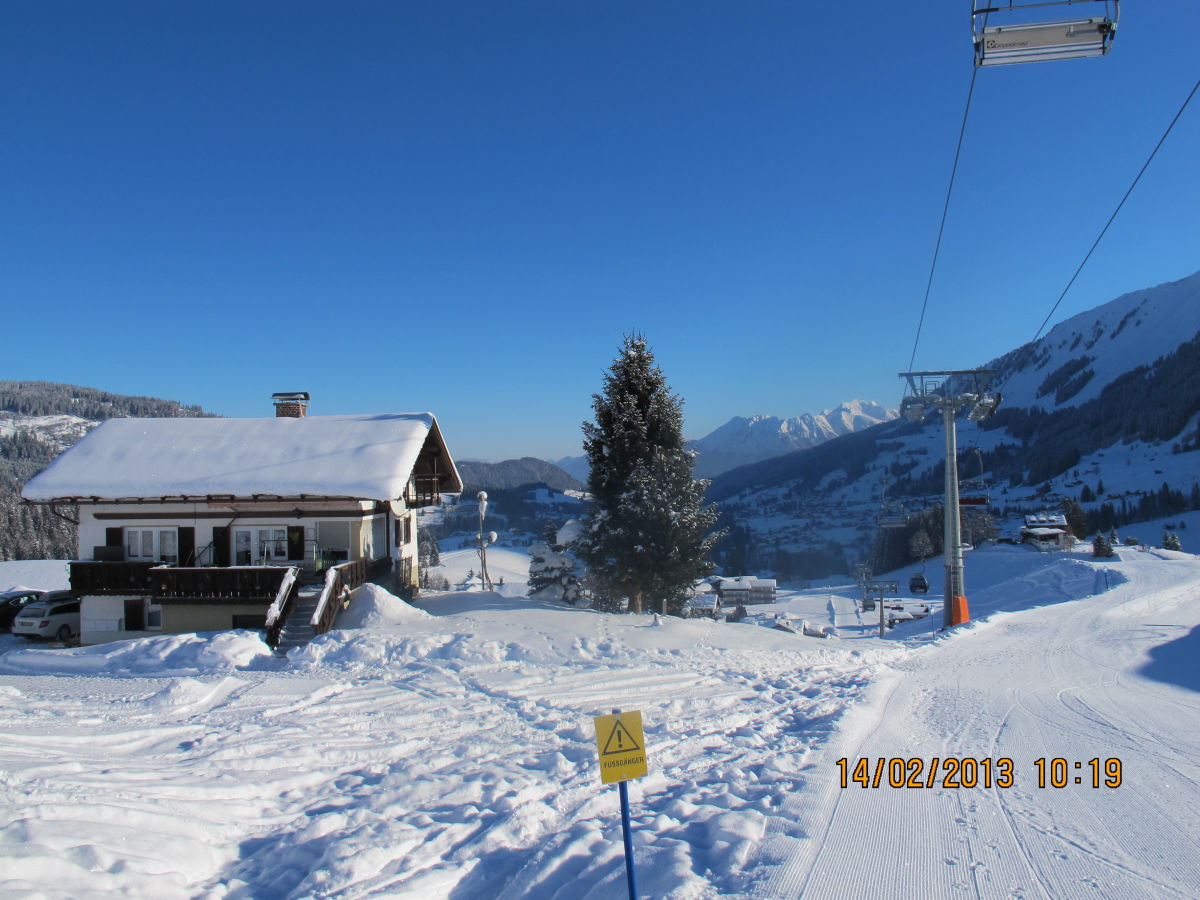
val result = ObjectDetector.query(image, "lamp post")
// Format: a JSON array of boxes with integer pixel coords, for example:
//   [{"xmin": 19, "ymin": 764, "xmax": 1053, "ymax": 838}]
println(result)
[
  {"xmin": 899, "ymin": 370, "xmax": 1001, "ymax": 628},
  {"xmin": 477, "ymin": 491, "xmax": 495, "ymax": 591}
]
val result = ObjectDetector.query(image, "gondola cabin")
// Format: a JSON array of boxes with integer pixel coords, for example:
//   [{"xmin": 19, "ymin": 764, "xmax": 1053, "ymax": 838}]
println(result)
[{"xmin": 909, "ymin": 573, "xmax": 929, "ymax": 594}]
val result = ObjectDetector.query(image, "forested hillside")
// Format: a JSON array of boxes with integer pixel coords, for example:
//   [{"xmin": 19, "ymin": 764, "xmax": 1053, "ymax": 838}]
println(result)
[
  {"xmin": 0, "ymin": 382, "xmax": 212, "ymax": 561},
  {"xmin": 456, "ymin": 457, "xmax": 583, "ymax": 494}
]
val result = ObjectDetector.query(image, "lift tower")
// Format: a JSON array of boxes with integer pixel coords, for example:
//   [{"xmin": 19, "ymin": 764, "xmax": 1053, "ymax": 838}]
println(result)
[{"xmin": 898, "ymin": 370, "xmax": 1001, "ymax": 628}]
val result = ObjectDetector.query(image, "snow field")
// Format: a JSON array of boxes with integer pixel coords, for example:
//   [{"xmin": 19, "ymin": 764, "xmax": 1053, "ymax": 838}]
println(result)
[
  {"xmin": 0, "ymin": 577, "xmax": 884, "ymax": 898},
  {"xmin": 0, "ymin": 543, "xmax": 1198, "ymax": 897}
]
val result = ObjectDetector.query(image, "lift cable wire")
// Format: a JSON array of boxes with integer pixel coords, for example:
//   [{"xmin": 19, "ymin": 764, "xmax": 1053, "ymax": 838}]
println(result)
[
  {"xmin": 999, "ymin": 74, "xmax": 1200, "ymax": 388},
  {"xmin": 908, "ymin": 65, "xmax": 980, "ymax": 374}
]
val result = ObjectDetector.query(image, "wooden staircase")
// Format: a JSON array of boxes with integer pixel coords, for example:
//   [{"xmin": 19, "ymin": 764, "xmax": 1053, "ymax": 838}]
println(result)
[{"xmin": 273, "ymin": 583, "xmax": 325, "ymax": 655}]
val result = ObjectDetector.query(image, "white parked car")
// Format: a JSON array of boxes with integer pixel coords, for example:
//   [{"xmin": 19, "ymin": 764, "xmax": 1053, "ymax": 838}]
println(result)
[{"xmin": 12, "ymin": 591, "xmax": 80, "ymax": 642}]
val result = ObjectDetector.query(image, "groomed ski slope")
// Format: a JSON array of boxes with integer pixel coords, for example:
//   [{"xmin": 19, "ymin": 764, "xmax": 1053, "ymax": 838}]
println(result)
[
  {"xmin": 0, "ymin": 545, "xmax": 1197, "ymax": 899},
  {"xmin": 752, "ymin": 548, "xmax": 1200, "ymax": 899}
]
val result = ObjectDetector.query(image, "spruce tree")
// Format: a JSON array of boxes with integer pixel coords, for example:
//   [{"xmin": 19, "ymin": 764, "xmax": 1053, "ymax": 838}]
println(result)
[
  {"xmin": 578, "ymin": 335, "xmax": 721, "ymax": 614},
  {"xmin": 1060, "ymin": 497, "xmax": 1089, "ymax": 539}
]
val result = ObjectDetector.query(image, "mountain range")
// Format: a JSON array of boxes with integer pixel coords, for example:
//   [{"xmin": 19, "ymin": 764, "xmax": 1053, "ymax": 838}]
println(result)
[
  {"xmin": 553, "ymin": 399, "xmax": 896, "ymax": 482},
  {"xmin": 708, "ymin": 269, "xmax": 1200, "ymax": 580},
  {"xmin": 687, "ymin": 400, "xmax": 897, "ymax": 479}
]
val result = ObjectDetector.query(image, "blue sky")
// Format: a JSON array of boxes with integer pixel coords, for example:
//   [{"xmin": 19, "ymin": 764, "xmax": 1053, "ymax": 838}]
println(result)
[{"xmin": 5, "ymin": 2, "xmax": 1197, "ymax": 461}]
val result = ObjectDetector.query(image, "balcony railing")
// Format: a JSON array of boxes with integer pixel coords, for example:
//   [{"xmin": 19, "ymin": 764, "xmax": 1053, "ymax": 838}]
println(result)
[
  {"xmin": 70, "ymin": 561, "xmax": 158, "ymax": 594},
  {"xmin": 70, "ymin": 561, "xmax": 295, "ymax": 602},
  {"xmin": 310, "ymin": 556, "xmax": 394, "ymax": 635},
  {"xmin": 405, "ymin": 474, "xmax": 442, "ymax": 508},
  {"xmin": 152, "ymin": 567, "xmax": 295, "ymax": 601}
]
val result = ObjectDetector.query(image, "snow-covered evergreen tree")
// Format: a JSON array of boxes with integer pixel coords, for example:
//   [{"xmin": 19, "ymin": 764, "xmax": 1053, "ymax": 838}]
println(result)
[
  {"xmin": 577, "ymin": 335, "xmax": 721, "ymax": 614},
  {"xmin": 1163, "ymin": 530, "xmax": 1183, "ymax": 551},
  {"xmin": 909, "ymin": 529, "xmax": 934, "ymax": 561},
  {"xmin": 1092, "ymin": 533, "xmax": 1115, "ymax": 558}
]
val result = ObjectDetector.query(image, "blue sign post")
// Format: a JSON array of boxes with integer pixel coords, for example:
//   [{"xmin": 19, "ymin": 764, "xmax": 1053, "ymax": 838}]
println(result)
[
  {"xmin": 618, "ymin": 779, "xmax": 640, "ymax": 900},
  {"xmin": 593, "ymin": 708, "xmax": 648, "ymax": 900}
]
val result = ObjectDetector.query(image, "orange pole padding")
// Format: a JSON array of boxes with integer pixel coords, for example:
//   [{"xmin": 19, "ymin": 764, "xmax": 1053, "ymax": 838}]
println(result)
[{"xmin": 950, "ymin": 595, "xmax": 970, "ymax": 626}]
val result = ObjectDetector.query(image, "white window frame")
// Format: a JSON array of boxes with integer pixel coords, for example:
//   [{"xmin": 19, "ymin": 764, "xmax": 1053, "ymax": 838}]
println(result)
[
  {"xmin": 233, "ymin": 526, "xmax": 290, "ymax": 565},
  {"xmin": 125, "ymin": 527, "xmax": 179, "ymax": 564}
]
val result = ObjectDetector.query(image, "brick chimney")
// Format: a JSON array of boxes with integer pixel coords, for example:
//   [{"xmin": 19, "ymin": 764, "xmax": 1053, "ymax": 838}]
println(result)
[{"xmin": 271, "ymin": 392, "xmax": 310, "ymax": 418}]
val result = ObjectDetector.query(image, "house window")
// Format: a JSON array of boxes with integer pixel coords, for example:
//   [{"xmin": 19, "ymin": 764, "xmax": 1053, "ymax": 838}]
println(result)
[
  {"xmin": 395, "ymin": 515, "xmax": 413, "ymax": 546},
  {"xmin": 233, "ymin": 527, "xmax": 290, "ymax": 565},
  {"xmin": 264, "ymin": 528, "xmax": 287, "ymax": 561},
  {"xmin": 159, "ymin": 530, "xmax": 177, "ymax": 564},
  {"xmin": 235, "ymin": 529, "xmax": 252, "ymax": 565},
  {"xmin": 126, "ymin": 528, "xmax": 178, "ymax": 563}
]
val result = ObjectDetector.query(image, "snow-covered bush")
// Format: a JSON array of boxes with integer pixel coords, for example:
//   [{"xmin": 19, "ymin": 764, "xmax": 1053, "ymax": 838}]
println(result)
[{"xmin": 528, "ymin": 521, "xmax": 582, "ymax": 605}]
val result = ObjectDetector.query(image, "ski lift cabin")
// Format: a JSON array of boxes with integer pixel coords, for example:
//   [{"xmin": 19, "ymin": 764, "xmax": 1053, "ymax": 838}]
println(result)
[
  {"xmin": 878, "ymin": 505, "xmax": 908, "ymax": 529},
  {"xmin": 958, "ymin": 448, "xmax": 990, "ymax": 507},
  {"xmin": 909, "ymin": 573, "xmax": 929, "ymax": 594},
  {"xmin": 959, "ymin": 477, "xmax": 990, "ymax": 507},
  {"xmin": 972, "ymin": 1, "xmax": 1118, "ymax": 67}
]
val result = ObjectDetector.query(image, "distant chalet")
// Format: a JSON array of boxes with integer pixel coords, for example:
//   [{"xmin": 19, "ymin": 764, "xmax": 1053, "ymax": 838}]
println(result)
[{"xmin": 22, "ymin": 394, "xmax": 462, "ymax": 648}]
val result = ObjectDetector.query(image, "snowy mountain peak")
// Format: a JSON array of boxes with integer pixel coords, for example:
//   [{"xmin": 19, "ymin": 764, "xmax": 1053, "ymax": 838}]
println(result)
[
  {"xmin": 689, "ymin": 401, "xmax": 897, "ymax": 478},
  {"xmin": 991, "ymin": 269, "xmax": 1200, "ymax": 411}
]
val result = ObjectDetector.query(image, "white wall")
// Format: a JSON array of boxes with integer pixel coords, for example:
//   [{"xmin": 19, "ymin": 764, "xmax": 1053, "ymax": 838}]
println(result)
[{"xmin": 79, "ymin": 501, "xmax": 382, "ymax": 566}]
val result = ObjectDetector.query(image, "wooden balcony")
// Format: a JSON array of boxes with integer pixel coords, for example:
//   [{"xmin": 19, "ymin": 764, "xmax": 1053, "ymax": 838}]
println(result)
[
  {"xmin": 70, "ymin": 561, "xmax": 293, "ymax": 603},
  {"xmin": 405, "ymin": 474, "xmax": 442, "ymax": 508},
  {"xmin": 152, "ymin": 566, "xmax": 295, "ymax": 603},
  {"xmin": 70, "ymin": 561, "xmax": 158, "ymax": 594}
]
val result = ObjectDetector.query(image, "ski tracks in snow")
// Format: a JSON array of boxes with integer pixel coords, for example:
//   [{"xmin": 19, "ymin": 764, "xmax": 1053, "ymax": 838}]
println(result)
[{"xmin": 763, "ymin": 554, "xmax": 1200, "ymax": 899}]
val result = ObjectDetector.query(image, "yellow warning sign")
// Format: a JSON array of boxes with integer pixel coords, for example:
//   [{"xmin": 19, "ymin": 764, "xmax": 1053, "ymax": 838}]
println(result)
[{"xmin": 593, "ymin": 710, "xmax": 648, "ymax": 784}]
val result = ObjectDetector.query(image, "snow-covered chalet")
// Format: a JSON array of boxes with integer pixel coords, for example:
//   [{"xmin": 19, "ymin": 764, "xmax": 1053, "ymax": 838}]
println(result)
[
  {"xmin": 21, "ymin": 393, "xmax": 462, "ymax": 648},
  {"xmin": 1020, "ymin": 513, "xmax": 1075, "ymax": 551}
]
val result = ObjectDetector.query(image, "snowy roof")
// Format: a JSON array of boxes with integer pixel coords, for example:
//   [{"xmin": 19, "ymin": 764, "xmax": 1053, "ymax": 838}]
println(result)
[
  {"xmin": 1025, "ymin": 527, "xmax": 1067, "ymax": 537},
  {"xmin": 22, "ymin": 413, "xmax": 459, "ymax": 502},
  {"xmin": 711, "ymin": 575, "xmax": 775, "ymax": 588},
  {"xmin": 1025, "ymin": 513, "xmax": 1067, "ymax": 526}
]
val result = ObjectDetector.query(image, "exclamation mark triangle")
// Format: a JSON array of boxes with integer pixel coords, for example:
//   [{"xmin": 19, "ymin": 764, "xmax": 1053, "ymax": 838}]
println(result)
[{"xmin": 601, "ymin": 719, "xmax": 641, "ymax": 755}]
